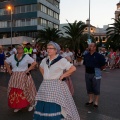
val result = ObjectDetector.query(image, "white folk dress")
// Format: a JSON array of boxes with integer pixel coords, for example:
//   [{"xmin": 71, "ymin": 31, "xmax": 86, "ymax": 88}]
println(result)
[
  {"xmin": 34, "ymin": 56, "xmax": 80, "ymax": 120},
  {"xmin": 5, "ymin": 54, "xmax": 37, "ymax": 109}
]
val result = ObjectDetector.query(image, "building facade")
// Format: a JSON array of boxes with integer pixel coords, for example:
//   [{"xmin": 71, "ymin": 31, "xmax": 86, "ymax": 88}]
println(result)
[
  {"xmin": 0, "ymin": 0, "xmax": 60, "ymax": 38},
  {"xmin": 59, "ymin": 20, "xmax": 108, "ymax": 44},
  {"xmin": 115, "ymin": 2, "xmax": 120, "ymax": 19}
]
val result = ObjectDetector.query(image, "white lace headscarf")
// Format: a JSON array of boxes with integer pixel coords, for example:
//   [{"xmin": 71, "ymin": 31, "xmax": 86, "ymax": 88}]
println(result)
[{"xmin": 47, "ymin": 41, "xmax": 61, "ymax": 54}]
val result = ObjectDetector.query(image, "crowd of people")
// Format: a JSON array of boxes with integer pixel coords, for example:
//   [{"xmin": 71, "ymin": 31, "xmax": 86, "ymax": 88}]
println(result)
[
  {"xmin": 1, "ymin": 43, "xmax": 119, "ymax": 72},
  {"xmin": 99, "ymin": 47, "xmax": 120, "ymax": 70},
  {"xmin": 0, "ymin": 42, "xmax": 120, "ymax": 120}
]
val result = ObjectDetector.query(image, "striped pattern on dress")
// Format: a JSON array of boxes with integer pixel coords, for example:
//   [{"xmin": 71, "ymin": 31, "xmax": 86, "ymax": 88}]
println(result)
[{"xmin": 8, "ymin": 71, "xmax": 37, "ymax": 105}]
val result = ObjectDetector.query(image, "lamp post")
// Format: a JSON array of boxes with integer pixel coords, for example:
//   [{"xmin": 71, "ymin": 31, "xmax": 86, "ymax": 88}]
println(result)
[
  {"xmin": 87, "ymin": 0, "xmax": 91, "ymax": 44},
  {"xmin": 7, "ymin": 5, "xmax": 13, "ymax": 48}
]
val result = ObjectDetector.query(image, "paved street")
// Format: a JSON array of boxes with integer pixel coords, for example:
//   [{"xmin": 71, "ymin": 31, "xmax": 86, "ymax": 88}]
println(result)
[{"xmin": 0, "ymin": 66, "xmax": 120, "ymax": 120}]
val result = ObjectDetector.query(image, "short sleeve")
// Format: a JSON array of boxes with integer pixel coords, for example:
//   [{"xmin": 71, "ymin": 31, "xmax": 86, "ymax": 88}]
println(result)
[
  {"xmin": 5, "ymin": 55, "xmax": 14, "ymax": 64},
  {"xmin": 40, "ymin": 58, "xmax": 46, "ymax": 69},
  {"xmin": 25, "ymin": 54, "xmax": 34, "ymax": 64},
  {"xmin": 13, "ymin": 48, "xmax": 17, "ymax": 54},
  {"xmin": 63, "ymin": 53, "xmax": 67, "ymax": 58},
  {"xmin": 60, "ymin": 58, "xmax": 72, "ymax": 70}
]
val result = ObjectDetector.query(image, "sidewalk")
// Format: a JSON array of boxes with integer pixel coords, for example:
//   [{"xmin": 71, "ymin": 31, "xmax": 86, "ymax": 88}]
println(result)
[{"xmin": 0, "ymin": 66, "xmax": 120, "ymax": 120}]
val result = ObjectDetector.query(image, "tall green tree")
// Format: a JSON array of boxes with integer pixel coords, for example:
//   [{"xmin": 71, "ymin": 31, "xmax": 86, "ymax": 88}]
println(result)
[
  {"xmin": 63, "ymin": 20, "xmax": 87, "ymax": 50},
  {"xmin": 106, "ymin": 18, "xmax": 120, "ymax": 48},
  {"xmin": 37, "ymin": 27, "xmax": 63, "ymax": 44}
]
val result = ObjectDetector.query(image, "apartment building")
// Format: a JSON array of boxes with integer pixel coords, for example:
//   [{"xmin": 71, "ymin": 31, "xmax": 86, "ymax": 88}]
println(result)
[{"xmin": 0, "ymin": 0, "xmax": 60, "ymax": 38}]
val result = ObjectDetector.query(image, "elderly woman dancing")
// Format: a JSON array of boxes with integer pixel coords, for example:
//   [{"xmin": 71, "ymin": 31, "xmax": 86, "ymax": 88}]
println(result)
[
  {"xmin": 4, "ymin": 45, "xmax": 37, "ymax": 112},
  {"xmin": 33, "ymin": 41, "xmax": 80, "ymax": 120}
]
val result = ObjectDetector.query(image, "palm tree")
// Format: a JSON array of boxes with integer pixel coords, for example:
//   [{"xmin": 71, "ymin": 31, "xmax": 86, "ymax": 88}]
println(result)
[
  {"xmin": 63, "ymin": 20, "xmax": 87, "ymax": 50},
  {"xmin": 106, "ymin": 18, "xmax": 120, "ymax": 48},
  {"xmin": 37, "ymin": 27, "xmax": 63, "ymax": 44}
]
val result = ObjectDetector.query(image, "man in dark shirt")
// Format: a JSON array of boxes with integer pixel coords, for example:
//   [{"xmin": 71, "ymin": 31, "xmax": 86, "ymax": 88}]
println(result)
[{"xmin": 84, "ymin": 43, "xmax": 105, "ymax": 107}]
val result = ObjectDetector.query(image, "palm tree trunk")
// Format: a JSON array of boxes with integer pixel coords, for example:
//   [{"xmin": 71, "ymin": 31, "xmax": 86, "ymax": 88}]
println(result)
[{"xmin": 72, "ymin": 39, "xmax": 76, "ymax": 51}]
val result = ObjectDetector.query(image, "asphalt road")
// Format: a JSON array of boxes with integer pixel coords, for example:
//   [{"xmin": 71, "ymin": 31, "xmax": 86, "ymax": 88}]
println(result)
[{"xmin": 0, "ymin": 66, "xmax": 120, "ymax": 120}]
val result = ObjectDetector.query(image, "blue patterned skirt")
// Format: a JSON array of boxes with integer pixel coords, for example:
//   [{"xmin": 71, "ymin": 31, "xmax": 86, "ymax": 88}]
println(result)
[{"xmin": 33, "ymin": 101, "xmax": 64, "ymax": 120}]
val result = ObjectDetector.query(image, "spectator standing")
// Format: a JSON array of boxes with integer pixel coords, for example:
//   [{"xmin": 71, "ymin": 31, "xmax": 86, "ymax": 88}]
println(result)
[
  {"xmin": 32, "ymin": 45, "xmax": 37, "ymax": 61},
  {"xmin": 40, "ymin": 47, "xmax": 47, "ymax": 61},
  {"xmin": 0, "ymin": 48, "xmax": 5, "ymax": 71},
  {"xmin": 24, "ymin": 43, "xmax": 33, "ymax": 57},
  {"xmin": 84, "ymin": 43, "xmax": 105, "ymax": 107},
  {"xmin": 109, "ymin": 48, "xmax": 116, "ymax": 69},
  {"xmin": 64, "ymin": 48, "xmax": 73, "ymax": 63},
  {"xmin": 76, "ymin": 49, "xmax": 83, "ymax": 66}
]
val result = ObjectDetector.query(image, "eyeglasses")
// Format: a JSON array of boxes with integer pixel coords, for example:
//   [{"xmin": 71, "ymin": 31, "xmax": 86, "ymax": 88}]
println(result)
[{"xmin": 47, "ymin": 48, "xmax": 55, "ymax": 50}]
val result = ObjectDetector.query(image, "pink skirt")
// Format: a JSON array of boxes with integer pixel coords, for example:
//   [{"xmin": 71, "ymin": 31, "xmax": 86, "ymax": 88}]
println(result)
[{"xmin": 65, "ymin": 77, "xmax": 74, "ymax": 95}]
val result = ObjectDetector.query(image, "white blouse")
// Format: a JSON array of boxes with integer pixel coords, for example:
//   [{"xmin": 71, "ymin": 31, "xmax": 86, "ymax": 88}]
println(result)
[
  {"xmin": 5, "ymin": 54, "xmax": 34, "ymax": 72},
  {"xmin": 40, "ymin": 57, "xmax": 73, "ymax": 80}
]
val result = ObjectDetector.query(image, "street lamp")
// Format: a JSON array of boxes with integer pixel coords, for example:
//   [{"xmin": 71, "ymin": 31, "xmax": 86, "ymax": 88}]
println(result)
[
  {"xmin": 87, "ymin": 0, "xmax": 91, "ymax": 44},
  {"xmin": 7, "ymin": 5, "xmax": 13, "ymax": 47}
]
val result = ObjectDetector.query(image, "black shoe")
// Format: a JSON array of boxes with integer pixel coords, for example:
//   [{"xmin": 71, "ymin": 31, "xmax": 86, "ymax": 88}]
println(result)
[
  {"xmin": 85, "ymin": 102, "xmax": 93, "ymax": 106},
  {"xmin": 94, "ymin": 104, "xmax": 98, "ymax": 108}
]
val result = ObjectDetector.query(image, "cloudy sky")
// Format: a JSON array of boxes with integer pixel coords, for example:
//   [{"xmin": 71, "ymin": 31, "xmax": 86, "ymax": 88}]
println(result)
[{"xmin": 60, "ymin": 0, "xmax": 119, "ymax": 27}]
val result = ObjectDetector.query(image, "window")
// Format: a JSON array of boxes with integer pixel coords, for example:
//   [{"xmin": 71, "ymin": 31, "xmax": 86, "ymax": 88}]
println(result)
[
  {"xmin": 7, "ymin": 21, "xmax": 11, "ymax": 27},
  {"xmin": 15, "ymin": 20, "xmax": 21, "ymax": 27},
  {"xmin": 26, "ymin": 5, "xmax": 31, "ymax": 12},
  {"xmin": 48, "ymin": 9, "xmax": 53, "ymax": 17},
  {"xmin": 26, "ymin": 19, "xmax": 31, "ymax": 26},
  {"xmin": 31, "ymin": 18, "xmax": 37, "ymax": 25},
  {"xmin": 15, "ymin": 6, "xmax": 21, "ymax": 14},
  {"xmin": 41, "ymin": 4, "xmax": 47, "ymax": 13},
  {"xmin": 21, "ymin": 19, "xmax": 25, "ymax": 26},
  {"xmin": 0, "ymin": 9, "xmax": 4, "ymax": 15},
  {"xmin": 0, "ymin": 22, "xmax": 2, "ymax": 28},
  {"xmin": 41, "ymin": 18, "xmax": 47, "ymax": 27},
  {"xmin": 0, "ymin": 21, "xmax": 7, "ymax": 28},
  {"xmin": 54, "ymin": 24, "xmax": 58, "ymax": 29},
  {"xmin": 54, "ymin": 12, "xmax": 59, "ymax": 19},
  {"xmin": 21, "ymin": 6, "xmax": 25, "ymax": 13},
  {"xmin": 32, "ymin": 4, "xmax": 37, "ymax": 11},
  {"xmin": 0, "ymin": 9, "xmax": 9, "ymax": 15},
  {"xmin": 54, "ymin": 0, "xmax": 59, "ymax": 8},
  {"xmin": 48, "ymin": 21, "xmax": 53, "ymax": 28}
]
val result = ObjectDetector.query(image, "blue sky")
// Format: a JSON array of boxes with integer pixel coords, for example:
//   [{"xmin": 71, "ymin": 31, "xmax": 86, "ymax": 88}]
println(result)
[{"xmin": 60, "ymin": 0, "xmax": 119, "ymax": 27}]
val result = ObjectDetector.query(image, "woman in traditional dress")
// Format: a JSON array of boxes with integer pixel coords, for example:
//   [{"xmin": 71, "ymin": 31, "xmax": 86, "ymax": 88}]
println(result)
[
  {"xmin": 60, "ymin": 49, "xmax": 74, "ymax": 96},
  {"xmin": 4, "ymin": 45, "xmax": 37, "ymax": 112},
  {"xmin": 33, "ymin": 41, "xmax": 80, "ymax": 120}
]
